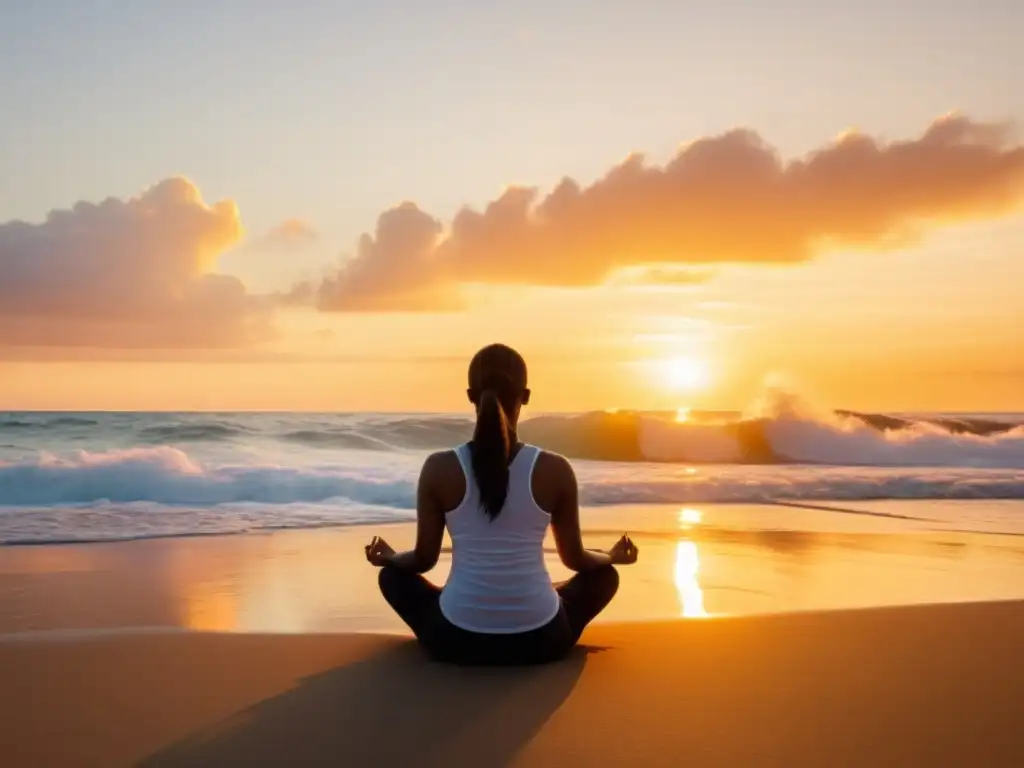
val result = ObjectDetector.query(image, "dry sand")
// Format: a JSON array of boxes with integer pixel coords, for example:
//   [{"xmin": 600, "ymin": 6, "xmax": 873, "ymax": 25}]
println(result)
[{"xmin": 3, "ymin": 600, "xmax": 1023, "ymax": 767}]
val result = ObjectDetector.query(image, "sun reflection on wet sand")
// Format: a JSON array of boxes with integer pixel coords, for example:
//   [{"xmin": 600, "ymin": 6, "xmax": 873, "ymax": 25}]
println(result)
[
  {"xmin": 183, "ymin": 582, "xmax": 239, "ymax": 631},
  {"xmin": 674, "ymin": 507, "xmax": 709, "ymax": 617},
  {"xmin": 674, "ymin": 540, "xmax": 708, "ymax": 617},
  {"xmin": 679, "ymin": 507, "xmax": 703, "ymax": 526}
]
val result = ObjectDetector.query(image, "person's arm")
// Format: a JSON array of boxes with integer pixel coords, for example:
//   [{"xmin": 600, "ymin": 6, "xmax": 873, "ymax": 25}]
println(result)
[
  {"xmin": 381, "ymin": 452, "xmax": 447, "ymax": 573},
  {"xmin": 548, "ymin": 454, "xmax": 615, "ymax": 572}
]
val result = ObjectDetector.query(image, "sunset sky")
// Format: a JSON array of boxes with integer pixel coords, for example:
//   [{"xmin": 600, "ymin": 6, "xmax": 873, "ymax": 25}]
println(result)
[{"xmin": 1, "ymin": 1, "xmax": 1022, "ymax": 412}]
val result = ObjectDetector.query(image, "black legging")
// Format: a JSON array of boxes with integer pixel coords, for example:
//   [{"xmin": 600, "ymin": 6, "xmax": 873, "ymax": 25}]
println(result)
[{"xmin": 378, "ymin": 565, "xmax": 619, "ymax": 666}]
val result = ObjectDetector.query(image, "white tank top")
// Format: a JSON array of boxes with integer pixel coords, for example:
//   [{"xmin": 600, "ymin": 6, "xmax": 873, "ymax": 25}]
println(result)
[{"xmin": 439, "ymin": 443, "xmax": 561, "ymax": 634}]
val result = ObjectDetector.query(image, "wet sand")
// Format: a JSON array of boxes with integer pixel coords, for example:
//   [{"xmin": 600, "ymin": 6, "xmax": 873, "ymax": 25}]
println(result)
[{"xmin": 3, "ymin": 503, "xmax": 1024, "ymax": 636}]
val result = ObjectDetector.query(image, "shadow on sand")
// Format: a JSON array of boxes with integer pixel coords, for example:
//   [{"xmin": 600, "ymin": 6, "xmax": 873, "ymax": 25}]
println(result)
[{"xmin": 142, "ymin": 639, "xmax": 602, "ymax": 767}]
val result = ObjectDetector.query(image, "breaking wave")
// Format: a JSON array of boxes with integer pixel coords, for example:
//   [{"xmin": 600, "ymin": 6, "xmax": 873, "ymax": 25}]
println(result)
[
  {"xmin": 4, "ymin": 394, "xmax": 1020, "ymax": 469},
  {"xmin": 1, "ymin": 391, "xmax": 1022, "ymax": 544},
  {"xmin": 1, "ymin": 445, "xmax": 1022, "ymax": 512}
]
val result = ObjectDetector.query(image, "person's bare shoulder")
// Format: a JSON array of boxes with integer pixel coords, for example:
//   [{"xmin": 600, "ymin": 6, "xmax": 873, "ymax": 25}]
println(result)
[
  {"xmin": 534, "ymin": 449, "xmax": 573, "ymax": 479},
  {"xmin": 422, "ymin": 449, "xmax": 461, "ymax": 476},
  {"xmin": 421, "ymin": 449, "xmax": 466, "ymax": 512},
  {"xmin": 532, "ymin": 449, "xmax": 575, "ymax": 514}
]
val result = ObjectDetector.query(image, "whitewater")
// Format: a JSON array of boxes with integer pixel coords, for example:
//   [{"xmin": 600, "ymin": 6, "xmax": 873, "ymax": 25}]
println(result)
[{"xmin": 1, "ymin": 396, "xmax": 1022, "ymax": 545}]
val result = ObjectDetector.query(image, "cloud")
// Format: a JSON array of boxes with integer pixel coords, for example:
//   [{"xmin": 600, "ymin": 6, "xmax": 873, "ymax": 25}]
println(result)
[
  {"xmin": 0, "ymin": 177, "xmax": 271, "ymax": 348},
  {"xmin": 315, "ymin": 114, "xmax": 1024, "ymax": 312},
  {"xmin": 607, "ymin": 266, "xmax": 714, "ymax": 287},
  {"xmin": 316, "ymin": 202, "xmax": 462, "ymax": 311},
  {"xmin": 250, "ymin": 218, "xmax": 319, "ymax": 250}
]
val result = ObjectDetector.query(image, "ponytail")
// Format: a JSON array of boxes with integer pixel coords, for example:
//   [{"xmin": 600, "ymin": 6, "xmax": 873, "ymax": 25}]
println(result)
[{"xmin": 470, "ymin": 389, "xmax": 512, "ymax": 520}]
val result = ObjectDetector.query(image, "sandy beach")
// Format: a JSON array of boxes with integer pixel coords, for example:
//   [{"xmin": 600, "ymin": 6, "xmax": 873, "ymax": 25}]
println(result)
[
  {"xmin": 1, "ymin": 600, "xmax": 1022, "ymax": 767},
  {"xmin": 3, "ymin": 503, "xmax": 1024, "ymax": 766}
]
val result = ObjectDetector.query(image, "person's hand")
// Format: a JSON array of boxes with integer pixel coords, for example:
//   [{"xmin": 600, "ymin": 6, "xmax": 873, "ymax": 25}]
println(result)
[
  {"xmin": 364, "ymin": 535, "xmax": 395, "ymax": 567},
  {"xmin": 607, "ymin": 533, "xmax": 638, "ymax": 565}
]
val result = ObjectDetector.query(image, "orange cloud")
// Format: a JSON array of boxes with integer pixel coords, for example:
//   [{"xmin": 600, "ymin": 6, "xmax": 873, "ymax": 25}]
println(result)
[
  {"xmin": 315, "ymin": 114, "xmax": 1024, "ymax": 311},
  {"xmin": 251, "ymin": 218, "xmax": 319, "ymax": 250},
  {"xmin": 317, "ymin": 203, "xmax": 462, "ymax": 311},
  {"xmin": 608, "ymin": 266, "xmax": 714, "ymax": 287},
  {"xmin": 0, "ymin": 177, "xmax": 271, "ymax": 348}
]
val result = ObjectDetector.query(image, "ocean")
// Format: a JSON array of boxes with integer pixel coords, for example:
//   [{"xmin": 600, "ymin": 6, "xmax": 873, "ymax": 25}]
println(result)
[{"xmin": 1, "ymin": 402, "xmax": 1023, "ymax": 545}]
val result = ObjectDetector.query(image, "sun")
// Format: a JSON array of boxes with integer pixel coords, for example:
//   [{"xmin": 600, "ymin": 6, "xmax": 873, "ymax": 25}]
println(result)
[{"xmin": 664, "ymin": 356, "xmax": 710, "ymax": 391}]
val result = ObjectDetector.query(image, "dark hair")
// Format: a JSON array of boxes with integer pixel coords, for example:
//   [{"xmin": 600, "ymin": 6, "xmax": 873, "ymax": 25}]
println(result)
[{"xmin": 467, "ymin": 344, "xmax": 530, "ymax": 520}]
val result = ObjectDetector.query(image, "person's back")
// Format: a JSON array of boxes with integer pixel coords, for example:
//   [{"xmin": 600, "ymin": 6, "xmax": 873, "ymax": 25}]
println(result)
[
  {"xmin": 440, "ymin": 443, "xmax": 560, "ymax": 633},
  {"xmin": 364, "ymin": 343, "xmax": 638, "ymax": 665}
]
